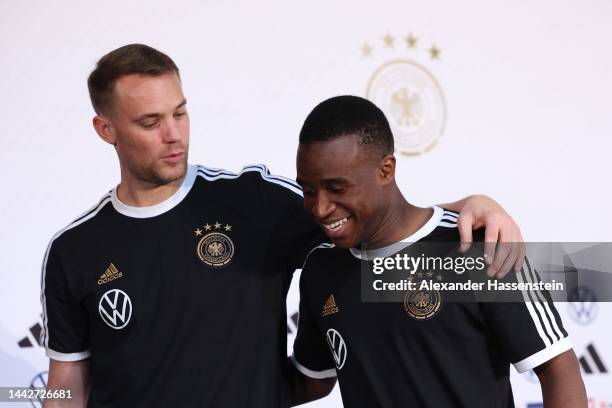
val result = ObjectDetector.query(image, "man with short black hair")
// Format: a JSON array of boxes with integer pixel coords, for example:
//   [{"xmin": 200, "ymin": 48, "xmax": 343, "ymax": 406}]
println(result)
[
  {"xmin": 42, "ymin": 46, "xmax": 525, "ymax": 407},
  {"xmin": 290, "ymin": 95, "xmax": 587, "ymax": 408}
]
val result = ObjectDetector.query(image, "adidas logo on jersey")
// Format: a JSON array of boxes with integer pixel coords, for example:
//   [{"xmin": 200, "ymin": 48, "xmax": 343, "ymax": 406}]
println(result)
[
  {"xmin": 322, "ymin": 295, "xmax": 339, "ymax": 317},
  {"xmin": 97, "ymin": 263, "xmax": 123, "ymax": 285}
]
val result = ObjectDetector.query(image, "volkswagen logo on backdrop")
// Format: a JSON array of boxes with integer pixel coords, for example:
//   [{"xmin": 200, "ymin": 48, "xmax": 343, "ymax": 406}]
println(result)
[{"xmin": 567, "ymin": 286, "xmax": 598, "ymax": 325}]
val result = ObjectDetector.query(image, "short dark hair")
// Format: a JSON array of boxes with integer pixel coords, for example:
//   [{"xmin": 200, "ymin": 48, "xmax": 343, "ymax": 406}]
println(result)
[
  {"xmin": 87, "ymin": 44, "xmax": 180, "ymax": 115},
  {"xmin": 299, "ymin": 95, "xmax": 394, "ymax": 156}
]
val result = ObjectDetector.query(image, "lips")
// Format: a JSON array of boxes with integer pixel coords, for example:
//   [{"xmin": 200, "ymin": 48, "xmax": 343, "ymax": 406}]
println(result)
[
  {"xmin": 162, "ymin": 152, "xmax": 183, "ymax": 159},
  {"xmin": 322, "ymin": 217, "xmax": 349, "ymax": 231},
  {"xmin": 161, "ymin": 152, "xmax": 184, "ymax": 163},
  {"xmin": 316, "ymin": 216, "xmax": 353, "ymax": 242}
]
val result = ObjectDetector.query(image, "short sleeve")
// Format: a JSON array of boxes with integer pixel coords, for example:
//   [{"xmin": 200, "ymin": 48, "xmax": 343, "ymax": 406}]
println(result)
[
  {"xmin": 40, "ymin": 240, "xmax": 90, "ymax": 361},
  {"xmin": 482, "ymin": 258, "xmax": 571, "ymax": 373},
  {"xmin": 291, "ymin": 261, "xmax": 337, "ymax": 379}
]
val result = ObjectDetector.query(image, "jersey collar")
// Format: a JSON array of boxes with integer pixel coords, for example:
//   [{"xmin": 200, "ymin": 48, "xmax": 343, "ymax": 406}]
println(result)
[
  {"xmin": 110, "ymin": 164, "xmax": 197, "ymax": 218},
  {"xmin": 349, "ymin": 206, "xmax": 444, "ymax": 260}
]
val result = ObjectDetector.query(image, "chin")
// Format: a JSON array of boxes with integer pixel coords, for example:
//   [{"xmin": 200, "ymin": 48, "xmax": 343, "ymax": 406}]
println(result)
[
  {"xmin": 149, "ymin": 163, "xmax": 187, "ymax": 185},
  {"xmin": 169, "ymin": 159, "xmax": 188, "ymax": 172}
]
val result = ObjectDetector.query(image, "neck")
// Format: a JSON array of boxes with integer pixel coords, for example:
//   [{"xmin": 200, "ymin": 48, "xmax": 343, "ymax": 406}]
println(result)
[
  {"xmin": 116, "ymin": 170, "xmax": 186, "ymax": 208},
  {"xmin": 368, "ymin": 191, "xmax": 432, "ymax": 244}
]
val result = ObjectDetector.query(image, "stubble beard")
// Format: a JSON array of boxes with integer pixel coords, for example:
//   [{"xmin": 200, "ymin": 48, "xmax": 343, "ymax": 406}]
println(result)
[{"xmin": 134, "ymin": 154, "xmax": 189, "ymax": 187}]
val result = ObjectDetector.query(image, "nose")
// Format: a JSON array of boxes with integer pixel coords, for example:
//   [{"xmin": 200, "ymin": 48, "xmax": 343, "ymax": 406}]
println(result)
[
  {"xmin": 311, "ymin": 192, "xmax": 336, "ymax": 221},
  {"xmin": 161, "ymin": 118, "xmax": 182, "ymax": 143}
]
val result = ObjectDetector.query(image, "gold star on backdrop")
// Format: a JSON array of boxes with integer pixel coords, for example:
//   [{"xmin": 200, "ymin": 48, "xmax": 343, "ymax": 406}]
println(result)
[
  {"xmin": 405, "ymin": 34, "xmax": 417, "ymax": 48},
  {"xmin": 429, "ymin": 45, "xmax": 441, "ymax": 59},
  {"xmin": 361, "ymin": 43, "xmax": 373, "ymax": 57},
  {"xmin": 204, "ymin": 223, "xmax": 212, "ymax": 231},
  {"xmin": 383, "ymin": 33, "xmax": 395, "ymax": 48},
  {"xmin": 214, "ymin": 222, "xmax": 222, "ymax": 229},
  {"xmin": 194, "ymin": 228, "xmax": 203, "ymax": 236},
  {"xmin": 224, "ymin": 224, "xmax": 232, "ymax": 231}
]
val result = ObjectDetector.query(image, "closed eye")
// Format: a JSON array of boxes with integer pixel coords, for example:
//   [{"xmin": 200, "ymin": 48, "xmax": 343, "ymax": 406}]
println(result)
[
  {"xmin": 142, "ymin": 121, "xmax": 159, "ymax": 129},
  {"xmin": 328, "ymin": 186, "xmax": 346, "ymax": 194}
]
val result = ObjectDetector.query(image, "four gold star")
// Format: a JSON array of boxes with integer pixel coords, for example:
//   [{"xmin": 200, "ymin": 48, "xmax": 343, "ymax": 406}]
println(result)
[
  {"xmin": 359, "ymin": 34, "xmax": 440, "ymax": 61},
  {"xmin": 197, "ymin": 222, "xmax": 233, "ymax": 235}
]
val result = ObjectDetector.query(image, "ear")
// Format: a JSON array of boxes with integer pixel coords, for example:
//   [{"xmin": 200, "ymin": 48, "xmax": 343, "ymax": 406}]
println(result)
[
  {"xmin": 377, "ymin": 154, "xmax": 396, "ymax": 186},
  {"xmin": 92, "ymin": 115, "xmax": 116, "ymax": 146}
]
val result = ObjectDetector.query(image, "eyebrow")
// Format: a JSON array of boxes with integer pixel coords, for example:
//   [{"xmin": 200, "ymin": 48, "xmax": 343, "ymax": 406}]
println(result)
[
  {"xmin": 296, "ymin": 177, "xmax": 352, "ymax": 186},
  {"xmin": 134, "ymin": 99, "xmax": 188, "ymax": 121},
  {"xmin": 322, "ymin": 177, "xmax": 352, "ymax": 185}
]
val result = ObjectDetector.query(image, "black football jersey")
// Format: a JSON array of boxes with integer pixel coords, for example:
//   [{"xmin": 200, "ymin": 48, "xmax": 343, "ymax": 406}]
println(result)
[
  {"xmin": 40, "ymin": 164, "xmax": 325, "ymax": 408},
  {"xmin": 293, "ymin": 206, "xmax": 570, "ymax": 408}
]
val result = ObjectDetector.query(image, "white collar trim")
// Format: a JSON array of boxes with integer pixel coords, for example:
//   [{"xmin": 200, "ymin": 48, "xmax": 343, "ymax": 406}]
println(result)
[
  {"xmin": 111, "ymin": 164, "xmax": 197, "ymax": 218},
  {"xmin": 349, "ymin": 206, "xmax": 444, "ymax": 260}
]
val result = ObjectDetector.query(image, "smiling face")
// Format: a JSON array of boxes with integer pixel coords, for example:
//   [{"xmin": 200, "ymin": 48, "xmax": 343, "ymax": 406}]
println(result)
[
  {"xmin": 97, "ymin": 72, "xmax": 189, "ymax": 187},
  {"xmin": 297, "ymin": 134, "xmax": 392, "ymax": 248}
]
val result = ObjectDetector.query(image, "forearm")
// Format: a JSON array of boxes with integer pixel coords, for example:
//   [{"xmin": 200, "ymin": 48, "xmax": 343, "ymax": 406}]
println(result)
[
  {"xmin": 43, "ymin": 386, "xmax": 89, "ymax": 407},
  {"xmin": 43, "ymin": 359, "xmax": 90, "ymax": 408},
  {"xmin": 288, "ymin": 372, "xmax": 310, "ymax": 407},
  {"xmin": 540, "ymin": 372, "xmax": 587, "ymax": 407},
  {"xmin": 536, "ymin": 350, "xmax": 587, "ymax": 408}
]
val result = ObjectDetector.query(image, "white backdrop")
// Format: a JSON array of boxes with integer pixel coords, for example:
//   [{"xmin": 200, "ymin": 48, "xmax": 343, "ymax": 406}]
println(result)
[{"xmin": 0, "ymin": 0, "xmax": 611, "ymax": 406}]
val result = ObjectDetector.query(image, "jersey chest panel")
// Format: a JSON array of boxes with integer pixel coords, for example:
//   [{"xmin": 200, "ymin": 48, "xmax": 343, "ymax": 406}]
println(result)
[
  {"xmin": 306, "ymin": 252, "xmax": 498, "ymax": 375},
  {"xmin": 64, "ymin": 200, "xmax": 287, "ymax": 356}
]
